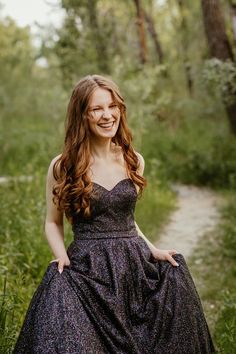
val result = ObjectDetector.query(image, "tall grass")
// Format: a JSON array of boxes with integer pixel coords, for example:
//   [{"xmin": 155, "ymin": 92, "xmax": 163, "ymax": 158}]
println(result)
[
  {"xmin": 189, "ymin": 192, "xmax": 236, "ymax": 353},
  {"xmin": 141, "ymin": 117, "xmax": 236, "ymax": 189},
  {"xmin": 214, "ymin": 195, "xmax": 236, "ymax": 353}
]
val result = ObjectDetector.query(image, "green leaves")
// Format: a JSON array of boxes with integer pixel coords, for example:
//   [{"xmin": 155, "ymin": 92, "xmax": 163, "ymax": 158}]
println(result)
[{"xmin": 202, "ymin": 59, "xmax": 236, "ymax": 106}]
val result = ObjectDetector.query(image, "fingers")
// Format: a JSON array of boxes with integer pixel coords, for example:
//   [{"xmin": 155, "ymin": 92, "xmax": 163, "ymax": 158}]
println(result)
[
  {"xmin": 167, "ymin": 253, "xmax": 179, "ymax": 267},
  {"xmin": 168, "ymin": 249, "xmax": 179, "ymax": 266},
  {"xmin": 49, "ymin": 258, "xmax": 64, "ymax": 273},
  {"xmin": 58, "ymin": 259, "xmax": 64, "ymax": 274}
]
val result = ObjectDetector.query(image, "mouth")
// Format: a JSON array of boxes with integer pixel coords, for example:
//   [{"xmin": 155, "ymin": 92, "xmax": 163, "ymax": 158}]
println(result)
[{"xmin": 98, "ymin": 121, "xmax": 115, "ymax": 129}]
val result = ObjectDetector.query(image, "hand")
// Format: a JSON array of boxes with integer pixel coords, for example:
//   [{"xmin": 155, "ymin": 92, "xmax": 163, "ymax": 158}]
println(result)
[
  {"xmin": 50, "ymin": 256, "xmax": 71, "ymax": 273},
  {"xmin": 151, "ymin": 247, "xmax": 179, "ymax": 267}
]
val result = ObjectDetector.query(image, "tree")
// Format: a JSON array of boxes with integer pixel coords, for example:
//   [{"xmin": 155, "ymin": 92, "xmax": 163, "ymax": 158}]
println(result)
[
  {"xmin": 86, "ymin": 0, "xmax": 110, "ymax": 73},
  {"xmin": 201, "ymin": 0, "xmax": 236, "ymax": 134},
  {"xmin": 0, "ymin": 17, "xmax": 34, "ymax": 119},
  {"xmin": 143, "ymin": 9, "xmax": 164, "ymax": 64},
  {"xmin": 229, "ymin": 1, "xmax": 236, "ymax": 43},
  {"xmin": 55, "ymin": 0, "xmax": 111, "ymax": 88},
  {"xmin": 132, "ymin": 0, "xmax": 148, "ymax": 64},
  {"xmin": 177, "ymin": 0, "xmax": 193, "ymax": 95}
]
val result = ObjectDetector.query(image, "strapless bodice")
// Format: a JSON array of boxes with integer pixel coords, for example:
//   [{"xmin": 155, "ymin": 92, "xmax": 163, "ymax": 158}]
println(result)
[{"xmin": 71, "ymin": 178, "xmax": 139, "ymax": 240}]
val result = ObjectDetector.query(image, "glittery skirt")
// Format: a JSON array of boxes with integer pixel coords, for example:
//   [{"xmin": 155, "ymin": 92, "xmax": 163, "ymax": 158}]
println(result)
[{"xmin": 13, "ymin": 231, "xmax": 215, "ymax": 354}]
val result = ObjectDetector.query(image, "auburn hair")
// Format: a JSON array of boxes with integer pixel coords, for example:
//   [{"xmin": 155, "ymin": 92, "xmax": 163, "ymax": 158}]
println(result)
[{"xmin": 52, "ymin": 74, "xmax": 147, "ymax": 222}]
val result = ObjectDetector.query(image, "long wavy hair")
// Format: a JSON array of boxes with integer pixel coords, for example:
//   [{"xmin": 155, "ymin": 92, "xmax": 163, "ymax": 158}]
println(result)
[{"xmin": 52, "ymin": 74, "xmax": 147, "ymax": 221}]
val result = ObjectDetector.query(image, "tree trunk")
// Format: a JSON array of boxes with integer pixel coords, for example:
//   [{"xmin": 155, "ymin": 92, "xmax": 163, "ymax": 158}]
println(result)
[
  {"xmin": 143, "ymin": 10, "xmax": 164, "ymax": 64},
  {"xmin": 201, "ymin": 0, "xmax": 234, "ymax": 60},
  {"xmin": 87, "ymin": 0, "xmax": 110, "ymax": 73},
  {"xmin": 133, "ymin": 0, "xmax": 148, "ymax": 64},
  {"xmin": 177, "ymin": 0, "xmax": 193, "ymax": 96},
  {"xmin": 230, "ymin": 2, "xmax": 236, "ymax": 42},
  {"xmin": 201, "ymin": 0, "xmax": 236, "ymax": 134}
]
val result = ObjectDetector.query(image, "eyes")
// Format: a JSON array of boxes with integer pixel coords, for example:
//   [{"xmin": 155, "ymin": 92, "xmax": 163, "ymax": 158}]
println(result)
[
  {"xmin": 88, "ymin": 103, "xmax": 120, "ymax": 118},
  {"xmin": 92, "ymin": 104, "xmax": 118, "ymax": 111}
]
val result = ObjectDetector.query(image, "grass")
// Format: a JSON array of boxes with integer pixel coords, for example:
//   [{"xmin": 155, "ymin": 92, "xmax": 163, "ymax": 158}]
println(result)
[
  {"xmin": 189, "ymin": 191, "xmax": 236, "ymax": 353},
  {"xmin": 135, "ymin": 176, "xmax": 177, "ymax": 243},
  {"xmin": 140, "ymin": 118, "xmax": 236, "ymax": 190}
]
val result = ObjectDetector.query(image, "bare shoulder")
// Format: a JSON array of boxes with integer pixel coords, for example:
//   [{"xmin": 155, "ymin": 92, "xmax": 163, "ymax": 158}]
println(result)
[
  {"xmin": 134, "ymin": 151, "xmax": 145, "ymax": 176},
  {"xmin": 47, "ymin": 154, "xmax": 62, "ymax": 182}
]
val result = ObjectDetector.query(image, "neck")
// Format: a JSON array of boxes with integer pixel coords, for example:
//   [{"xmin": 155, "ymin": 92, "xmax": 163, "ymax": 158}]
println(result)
[{"xmin": 90, "ymin": 137, "xmax": 113, "ymax": 159}]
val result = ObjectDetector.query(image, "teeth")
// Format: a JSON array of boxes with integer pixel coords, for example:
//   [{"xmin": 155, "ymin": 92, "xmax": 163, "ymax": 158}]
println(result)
[{"xmin": 99, "ymin": 122, "xmax": 114, "ymax": 128}]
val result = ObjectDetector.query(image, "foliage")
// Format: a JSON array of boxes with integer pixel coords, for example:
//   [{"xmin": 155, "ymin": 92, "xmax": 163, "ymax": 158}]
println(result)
[
  {"xmin": 141, "ymin": 117, "xmax": 236, "ymax": 189},
  {"xmin": 0, "ymin": 18, "xmax": 67, "ymax": 176},
  {"xmin": 214, "ymin": 197, "xmax": 236, "ymax": 353},
  {"xmin": 0, "ymin": 18, "xmax": 34, "ymax": 120},
  {"xmin": 189, "ymin": 192, "xmax": 236, "ymax": 353},
  {"xmin": 202, "ymin": 58, "xmax": 236, "ymax": 106},
  {"xmin": 215, "ymin": 198, "xmax": 236, "ymax": 354},
  {"xmin": 215, "ymin": 290, "xmax": 236, "ymax": 353}
]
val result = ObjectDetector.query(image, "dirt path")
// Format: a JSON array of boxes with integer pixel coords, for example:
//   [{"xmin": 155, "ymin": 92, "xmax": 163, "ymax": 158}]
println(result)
[
  {"xmin": 154, "ymin": 184, "xmax": 221, "ymax": 260},
  {"xmin": 0, "ymin": 176, "xmax": 33, "ymax": 184}
]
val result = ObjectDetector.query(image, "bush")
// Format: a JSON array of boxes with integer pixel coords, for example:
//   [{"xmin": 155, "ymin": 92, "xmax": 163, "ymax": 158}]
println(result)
[{"xmin": 142, "ymin": 118, "xmax": 236, "ymax": 189}]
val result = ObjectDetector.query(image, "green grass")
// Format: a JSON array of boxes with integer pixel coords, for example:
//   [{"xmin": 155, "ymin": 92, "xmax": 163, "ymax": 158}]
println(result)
[
  {"xmin": 135, "ymin": 176, "xmax": 176, "ymax": 242},
  {"xmin": 189, "ymin": 191, "xmax": 236, "ymax": 353},
  {"xmin": 141, "ymin": 118, "xmax": 236, "ymax": 190}
]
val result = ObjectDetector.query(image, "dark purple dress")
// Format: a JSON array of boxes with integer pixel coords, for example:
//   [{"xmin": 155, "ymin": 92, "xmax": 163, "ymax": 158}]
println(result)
[{"xmin": 13, "ymin": 178, "xmax": 215, "ymax": 353}]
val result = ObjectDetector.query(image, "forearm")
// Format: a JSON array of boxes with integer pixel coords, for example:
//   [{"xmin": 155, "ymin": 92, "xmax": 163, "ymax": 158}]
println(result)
[
  {"xmin": 134, "ymin": 221, "xmax": 157, "ymax": 253},
  {"xmin": 44, "ymin": 222, "xmax": 69, "ymax": 260}
]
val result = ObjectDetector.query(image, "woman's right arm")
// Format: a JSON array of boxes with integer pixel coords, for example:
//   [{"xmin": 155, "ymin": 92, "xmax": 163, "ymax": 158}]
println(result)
[{"xmin": 44, "ymin": 156, "xmax": 70, "ymax": 273}]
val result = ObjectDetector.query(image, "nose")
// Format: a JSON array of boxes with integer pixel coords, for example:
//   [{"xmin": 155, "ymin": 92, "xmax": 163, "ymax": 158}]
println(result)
[{"xmin": 102, "ymin": 107, "xmax": 113, "ymax": 119}]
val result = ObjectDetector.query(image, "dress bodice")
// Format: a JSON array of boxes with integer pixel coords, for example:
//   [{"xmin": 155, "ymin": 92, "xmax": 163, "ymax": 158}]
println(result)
[{"xmin": 71, "ymin": 178, "xmax": 138, "ymax": 240}]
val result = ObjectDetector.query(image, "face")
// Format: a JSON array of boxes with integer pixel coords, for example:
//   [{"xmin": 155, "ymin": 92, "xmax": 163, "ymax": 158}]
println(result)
[{"xmin": 86, "ymin": 88, "xmax": 121, "ymax": 139}]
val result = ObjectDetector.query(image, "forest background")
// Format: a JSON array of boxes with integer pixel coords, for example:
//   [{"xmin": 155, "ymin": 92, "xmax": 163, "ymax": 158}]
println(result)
[{"xmin": 0, "ymin": 0, "xmax": 236, "ymax": 352}]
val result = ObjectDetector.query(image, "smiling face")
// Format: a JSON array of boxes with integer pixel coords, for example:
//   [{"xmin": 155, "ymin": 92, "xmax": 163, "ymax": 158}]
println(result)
[{"xmin": 87, "ymin": 87, "xmax": 121, "ymax": 139}]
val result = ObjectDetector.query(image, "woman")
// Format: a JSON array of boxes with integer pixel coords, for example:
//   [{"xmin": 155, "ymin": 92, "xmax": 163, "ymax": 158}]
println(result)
[{"xmin": 13, "ymin": 74, "xmax": 215, "ymax": 353}]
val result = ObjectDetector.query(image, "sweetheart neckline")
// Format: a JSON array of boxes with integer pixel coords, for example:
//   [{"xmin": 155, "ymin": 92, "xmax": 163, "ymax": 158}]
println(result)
[{"xmin": 92, "ymin": 178, "xmax": 138, "ymax": 194}]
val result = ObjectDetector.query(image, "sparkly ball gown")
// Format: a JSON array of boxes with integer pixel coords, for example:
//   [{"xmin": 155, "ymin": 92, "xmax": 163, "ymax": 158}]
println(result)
[{"xmin": 13, "ymin": 178, "xmax": 215, "ymax": 353}]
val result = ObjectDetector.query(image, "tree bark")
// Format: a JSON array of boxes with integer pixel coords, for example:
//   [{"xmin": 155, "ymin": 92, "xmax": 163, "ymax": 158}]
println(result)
[
  {"xmin": 143, "ymin": 10, "xmax": 164, "ymax": 64},
  {"xmin": 201, "ymin": 0, "xmax": 234, "ymax": 60},
  {"xmin": 133, "ymin": 0, "xmax": 148, "ymax": 64},
  {"xmin": 230, "ymin": 2, "xmax": 236, "ymax": 42},
  {"xmin": 201, "ymin": 0, "xmax": 236, "ymax": 134},
  {"xmin": 177, "ymin": 0, "xmax": 193, "ymax": 95},
  {"xmin": 87, "ymin": 0, "xmax": 110, "ymax": 73}
]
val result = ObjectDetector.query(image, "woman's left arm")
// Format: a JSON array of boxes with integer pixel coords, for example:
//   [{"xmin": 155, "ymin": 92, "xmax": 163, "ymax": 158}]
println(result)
[{"xmin": 134, "ymin": 151, "xmax": 179, "ymax": 267}]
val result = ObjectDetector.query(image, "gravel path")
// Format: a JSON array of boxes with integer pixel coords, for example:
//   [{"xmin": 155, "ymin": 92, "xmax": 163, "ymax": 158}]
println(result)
[
  {"xmin": 154, "ymin": 184, "xmax": 221, "ymax": 260},
  {"xmin": 0, "ymin": 176, "xmax": 33, "ymax": 184}
]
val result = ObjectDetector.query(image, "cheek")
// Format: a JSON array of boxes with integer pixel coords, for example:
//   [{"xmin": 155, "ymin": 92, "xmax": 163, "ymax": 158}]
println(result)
[
  {"xmin": 87, "ymin": 118, "xmax": 97, "ymax": 132},
  {"xmin": 115, "ymin": 113, "xmax": 121, "ymax": 124}
]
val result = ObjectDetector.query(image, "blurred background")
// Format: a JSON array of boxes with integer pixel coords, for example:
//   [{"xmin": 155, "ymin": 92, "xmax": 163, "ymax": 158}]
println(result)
[{"xmin": 0, "ymin": 0, "xmax": 236, "ymax": 352}]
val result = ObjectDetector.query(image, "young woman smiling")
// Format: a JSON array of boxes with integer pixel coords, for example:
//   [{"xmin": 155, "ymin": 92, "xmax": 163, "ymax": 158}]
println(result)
[{"xmin": 13, "ymin": 74, "xmax": 215, "ymax": 354}]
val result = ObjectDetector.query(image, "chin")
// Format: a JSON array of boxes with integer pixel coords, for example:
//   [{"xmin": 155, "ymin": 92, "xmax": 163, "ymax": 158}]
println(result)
[{"xmin": 99, "ymin": 131, "xmax": 117, "ymax": 139}]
